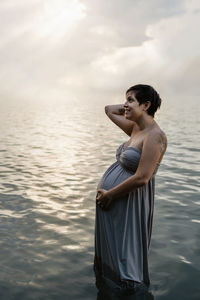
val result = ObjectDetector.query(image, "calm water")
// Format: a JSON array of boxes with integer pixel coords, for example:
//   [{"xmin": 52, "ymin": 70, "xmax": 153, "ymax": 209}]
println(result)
[{"xmin": 0, "ymin": 97, "xmax": 199, "ymax": 300}]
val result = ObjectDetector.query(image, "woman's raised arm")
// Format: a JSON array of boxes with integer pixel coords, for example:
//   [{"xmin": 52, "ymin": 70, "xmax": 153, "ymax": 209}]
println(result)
[{"xmin": 105, "ymin": 104, "xmax": 136, "ymax": 136}]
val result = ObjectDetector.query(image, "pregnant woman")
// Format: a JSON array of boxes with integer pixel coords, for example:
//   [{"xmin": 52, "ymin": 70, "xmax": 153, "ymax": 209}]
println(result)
[{"xmin": 94, "ymin": 84, "xmax": 167, "ymax": 297}]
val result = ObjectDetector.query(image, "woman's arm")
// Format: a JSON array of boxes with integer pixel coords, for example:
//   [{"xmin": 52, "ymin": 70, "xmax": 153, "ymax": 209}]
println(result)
[
  {"xmin": 108, "ymin": 130, "xmax": 167, "ymax": 198},
  {"xmin": 105, "ymin": 104, "xmax": 136, "ymax": 136},
  {"xmin": 97, "ymin": 130, "xmax": 167, "ymax": 209}
]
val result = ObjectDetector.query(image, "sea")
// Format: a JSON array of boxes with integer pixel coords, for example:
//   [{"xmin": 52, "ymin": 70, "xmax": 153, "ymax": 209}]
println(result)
[{"xmin": 0, "ymin": 96, "xmax": 199, "ymax": 300}]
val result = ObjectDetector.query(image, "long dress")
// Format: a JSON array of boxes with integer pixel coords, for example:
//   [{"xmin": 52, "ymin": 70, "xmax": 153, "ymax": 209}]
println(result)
[{"xmin": 94, "ymin": 141, "xmax": 160, "ymax": 293}]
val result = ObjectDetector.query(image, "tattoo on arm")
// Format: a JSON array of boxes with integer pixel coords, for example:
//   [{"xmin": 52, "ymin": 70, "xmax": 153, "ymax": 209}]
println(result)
[{"xmin": 156, "ymin": 132, "xmax": 167, "ymax": 154}]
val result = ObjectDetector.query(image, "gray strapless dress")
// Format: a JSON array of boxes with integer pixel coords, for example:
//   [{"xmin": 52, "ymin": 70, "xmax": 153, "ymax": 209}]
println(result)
[{"xmin": 94, "ymin": 141, "xmax": 159, "ymax": 291}]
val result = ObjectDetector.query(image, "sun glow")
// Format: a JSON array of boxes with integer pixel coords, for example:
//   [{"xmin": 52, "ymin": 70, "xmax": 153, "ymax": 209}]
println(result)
[{"xmin": 35, "ymin": 0, "xmax": 86, "ymax": 39}]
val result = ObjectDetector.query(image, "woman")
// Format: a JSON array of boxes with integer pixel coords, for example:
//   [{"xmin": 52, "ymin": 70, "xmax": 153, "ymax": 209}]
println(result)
[{"xmin": 94, "ymin": 84, "xmax": 167, "ymax": 296}]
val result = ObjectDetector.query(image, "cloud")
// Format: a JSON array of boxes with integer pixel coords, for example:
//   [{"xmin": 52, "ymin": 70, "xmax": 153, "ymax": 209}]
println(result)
[
  {"xmin": 78, "ymin": 0, "xmax": 200, "ymax": 101},
  {"xmin": 0, "ymin": 0, "xmax": 198, "ymax": 103}
]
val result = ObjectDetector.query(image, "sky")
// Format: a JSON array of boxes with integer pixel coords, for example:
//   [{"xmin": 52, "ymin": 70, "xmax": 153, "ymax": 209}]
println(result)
[{"xmin": 0, "ymin": 0, "xmax": 199, "ymax": 104}]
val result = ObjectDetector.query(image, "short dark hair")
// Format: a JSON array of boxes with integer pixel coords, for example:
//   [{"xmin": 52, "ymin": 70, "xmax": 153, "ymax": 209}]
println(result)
[{"xmin": 126, "ymin": 84, "xmax": 162, "ymax": 117}]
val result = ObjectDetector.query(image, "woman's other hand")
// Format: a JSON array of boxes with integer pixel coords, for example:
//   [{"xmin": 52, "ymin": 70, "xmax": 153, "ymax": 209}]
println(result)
[{"xmin": 96, "ymin": 189, "xmax": 113, "ymax": 210}]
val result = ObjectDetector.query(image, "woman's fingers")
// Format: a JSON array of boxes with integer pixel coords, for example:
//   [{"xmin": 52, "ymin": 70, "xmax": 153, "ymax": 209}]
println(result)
[
  {"xmin": 97, "ymin": 200, "xmax": 109, "ymax": 210},
  {"xmin": 96, "ymin": 192, "xmax": 100, "ymax": 200},
  {"xmin": 96, "ymin": 197, "xmax": 105, "ymax": 208},
  {"xmin": 96, "ymin": 189, "xmax": 111, "ymax": 210},
  {"xmin": 96, "ymin": 190, "xmax": 103, "ymax": 200}
]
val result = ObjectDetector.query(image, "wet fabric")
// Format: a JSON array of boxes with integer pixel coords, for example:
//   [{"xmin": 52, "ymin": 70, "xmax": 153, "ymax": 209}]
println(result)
[
  {"xmin": 96, "ymin": 279, "xmax": 154, "ymax": 300},
  {"xmin": 94, "ymin": 141, "xmax": 159, "ymax": 291}
]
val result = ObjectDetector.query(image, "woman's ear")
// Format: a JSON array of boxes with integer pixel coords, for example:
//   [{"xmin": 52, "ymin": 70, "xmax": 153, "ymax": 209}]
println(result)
[{"xmin": 143, "ymin": 101, "xmax": 151, "ymax": 111}]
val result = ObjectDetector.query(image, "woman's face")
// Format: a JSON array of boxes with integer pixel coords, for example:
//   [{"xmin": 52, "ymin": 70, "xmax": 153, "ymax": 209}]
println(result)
[{"xmin": 124, "ymin": 91, "xmax": 143, "ymax": 121}]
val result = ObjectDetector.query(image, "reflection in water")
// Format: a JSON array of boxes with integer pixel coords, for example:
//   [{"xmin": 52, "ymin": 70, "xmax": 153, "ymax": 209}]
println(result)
[
  {"xmin": 96, "ymin": 281, "xmax": 154, "ymax": 300},
  {"xmin": 95, "ymin": 275, "xmax": 154, "ymax": 300}
]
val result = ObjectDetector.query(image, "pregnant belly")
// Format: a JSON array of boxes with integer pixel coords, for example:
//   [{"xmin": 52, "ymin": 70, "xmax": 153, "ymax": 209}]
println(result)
[{"xmin": 97, "ymin": 161, "xmax": 134, "ymax": 191}]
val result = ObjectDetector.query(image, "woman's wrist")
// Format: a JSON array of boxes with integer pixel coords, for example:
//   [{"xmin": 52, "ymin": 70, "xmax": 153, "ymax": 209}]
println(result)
[
  {"xmin": 105, "ymin": 104, "xmax": 125, "ymax": 116},
  {"xmin": 105, "ymin": 190, "xmax": 114, "ymax": 201},
  {"xmin": 118, "ymin": 105, "xmax": 125, "ymax": 115}
]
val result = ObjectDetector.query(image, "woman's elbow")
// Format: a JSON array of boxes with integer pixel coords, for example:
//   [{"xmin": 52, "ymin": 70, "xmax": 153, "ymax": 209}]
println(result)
[
  {"xmin": 135, "ymin": 175, "xmax": 149, "ymax": 187},
  {"xmin": 105, "ymin": 106, "xmax": 110, "ymax": 114}
]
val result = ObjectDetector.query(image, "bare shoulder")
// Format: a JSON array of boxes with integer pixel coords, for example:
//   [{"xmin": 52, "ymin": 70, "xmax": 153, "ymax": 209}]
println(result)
[{"xmin": 146, "ymin": 126, "xmax": 168, "ymax": 155}]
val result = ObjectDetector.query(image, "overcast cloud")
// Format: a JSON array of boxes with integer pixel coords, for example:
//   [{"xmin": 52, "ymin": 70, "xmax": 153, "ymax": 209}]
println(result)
[{"xmin": 0, "ymin": 0, "xmax": 199, "ymax": 103}]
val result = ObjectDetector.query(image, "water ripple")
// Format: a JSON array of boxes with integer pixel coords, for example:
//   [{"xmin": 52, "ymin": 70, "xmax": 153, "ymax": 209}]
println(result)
[{"xmin": 0, "ymin": 100, "xmax": 199, "ymax": 299}]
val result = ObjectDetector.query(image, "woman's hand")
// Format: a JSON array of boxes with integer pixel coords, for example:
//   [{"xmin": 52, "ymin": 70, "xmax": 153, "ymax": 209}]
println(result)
[{"xmin": 96, "ymin": 189, "xmax": 113, "ymax": 210}]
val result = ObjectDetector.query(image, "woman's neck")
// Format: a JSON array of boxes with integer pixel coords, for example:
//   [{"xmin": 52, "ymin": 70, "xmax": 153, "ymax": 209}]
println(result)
[{"xmin": 135, "ymin": 115, "xmax": 156, "ymax": 131}]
